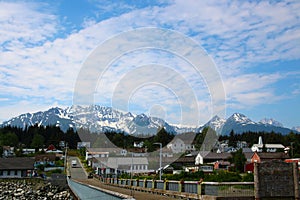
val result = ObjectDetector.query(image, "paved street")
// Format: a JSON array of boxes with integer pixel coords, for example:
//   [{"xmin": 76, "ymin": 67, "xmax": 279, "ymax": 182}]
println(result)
[
  {"xmin": 67, "ymin": 156, "xmax": 174, "ymax": 199},
  {"xmin": 68, "ymin": 156, "xmax": 87, "ymax": 180}
]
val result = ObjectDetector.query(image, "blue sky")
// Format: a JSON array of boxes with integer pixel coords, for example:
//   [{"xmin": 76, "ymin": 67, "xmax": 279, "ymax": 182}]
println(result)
[{"xmin": 0, "ymin": 0, "xmax": 299, "ymax": 128}]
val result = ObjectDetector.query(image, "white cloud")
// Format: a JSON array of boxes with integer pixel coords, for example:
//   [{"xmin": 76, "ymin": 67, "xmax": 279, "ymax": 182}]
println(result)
[{"xmin": 0, "ymin": 0, "xmax": 299, "ymax": 124}]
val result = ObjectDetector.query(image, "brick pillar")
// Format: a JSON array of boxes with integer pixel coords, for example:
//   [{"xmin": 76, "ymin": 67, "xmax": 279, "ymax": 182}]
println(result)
[
  {"xmin": 254, "ymin": 162, "xmax": 260, "ymax": 200},
  {"xmin": 293, "ymin": 162, "xmax": 299, "ymax": 199}
]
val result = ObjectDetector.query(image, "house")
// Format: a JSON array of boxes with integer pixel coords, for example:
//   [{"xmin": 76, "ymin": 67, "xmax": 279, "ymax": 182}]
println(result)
[
  {"xmin": 22, "ymin": 148, "xmax": 35, "ymax": 155},
  {"xmin": 93, "ymin": 157, "xmax": 149, "ymax": 175},
  {"xmin": 0, "ymin": 157, "xmax": 35, "ymax": 178},
  {"xmin": 34, "ymin": 154, "xmax": 56, "ymax": 167},
  {"xmin": 172, "ymin": 153, "xmax": 197, "ymax": 171},
  {"xmin": 2, "ymin": 146, "xmax": 15, "ymax": 158},
  {"xmin": 133, "ymin": 141, "xmax": 144, "ymax": 148},
  {"xmin": 167, "ymin": 132, "xmax": 196, "ymax": 154},
  {"xmin": 245, "ymin": 152, "xmax": 290, "ymax": 173},
  {"xmin": 85, "ymin": 148, "xmax": 113, "ymax": 160},
  {"xmin": 251, "ymin": 152, "xmax": 289, "ymax": 163},
  {"xmin": 251, "ymin": 136, "xmax": 285, "ymax": 152},
  {"xmin": 195, "ymin": 151, "xmax": 231, "ymax": 165},
  {"xmin": 161, "ymin": 148, "xmax": 173, "ymax": 158},
  {"xmin": 45, "ymin": 144, "xmax": 63, "ymax": 154}
]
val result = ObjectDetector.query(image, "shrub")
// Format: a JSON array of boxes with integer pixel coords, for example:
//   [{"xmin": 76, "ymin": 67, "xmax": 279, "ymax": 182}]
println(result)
[{"xmin": 204, "ymin": 171, "xmax": 242, "ymax": 182}]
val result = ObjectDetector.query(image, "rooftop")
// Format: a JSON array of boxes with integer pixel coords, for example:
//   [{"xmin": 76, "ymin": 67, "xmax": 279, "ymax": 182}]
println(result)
[{"xmin": 0, "ymin": 157, "xmax": 35, "ymax": 170}]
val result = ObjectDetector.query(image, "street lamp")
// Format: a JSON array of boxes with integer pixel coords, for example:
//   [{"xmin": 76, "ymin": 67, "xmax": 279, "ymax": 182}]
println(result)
[
  {"xmin": 64, "ymin": 142, "xmax": 68, "ymax": 174},
  {"xmin": 154, "ymin": 142, "xmax": 162, "ymax": 180}
]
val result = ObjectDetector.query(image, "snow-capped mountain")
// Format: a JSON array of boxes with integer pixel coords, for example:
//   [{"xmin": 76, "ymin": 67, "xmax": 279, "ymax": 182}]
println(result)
[
  {"xmin": 1, "ymin": 107, "xmax": 298, "ymax": 135},
  {"xmin": 292, "ymin": 126, "xmax": 300, "ymax": 132},
  {"xmin": 204, "ymin": 115, "xmax": 226, "ymax": 131},
  {"xmin": 220, "ymin": 113, "xmax": 294, "ymax": 135},
  {"xmin": 259, "ymin": 118, "xmax": 283, "ymax": 127},
  {"xmin": 2, "ymin": 107, "xmax": 75, "ymax": 132},
  {"xmin": 1, "ymin": 105, "xmax": 176, "ymax": 135}
]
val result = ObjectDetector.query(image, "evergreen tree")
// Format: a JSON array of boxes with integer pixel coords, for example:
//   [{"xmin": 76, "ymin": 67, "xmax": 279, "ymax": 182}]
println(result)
[{"xmin": 230, "ymin": 148, "xmax": 246, "ymax": 173}]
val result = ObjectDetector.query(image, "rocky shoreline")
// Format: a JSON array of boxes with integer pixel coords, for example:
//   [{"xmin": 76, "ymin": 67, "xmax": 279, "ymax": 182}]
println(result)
[{"xmin": 0, "ymin": 180, "xmax": 72, "ymax": 200}]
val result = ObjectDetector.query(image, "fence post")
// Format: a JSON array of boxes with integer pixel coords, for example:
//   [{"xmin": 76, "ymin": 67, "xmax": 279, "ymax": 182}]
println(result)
[
  {"xmin": 152, "ymin": 179, "xmax": 156, "ymax": 189},
  {"xmin": 164, "ymin": 179, "xmax": 168, "ymax": 190},
  {"xmin": 197, "ymin": 179, "xmax": 203, "ymax": 195},
  {"xmin": 179, "ymin": 180, "xmax": 183, "ymax": 193}
]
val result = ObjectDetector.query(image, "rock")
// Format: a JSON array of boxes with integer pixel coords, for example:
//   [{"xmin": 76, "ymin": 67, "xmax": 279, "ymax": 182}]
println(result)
[{"xmin": 0, "ymin": 180, "xmax": 71, "ymax": 199}]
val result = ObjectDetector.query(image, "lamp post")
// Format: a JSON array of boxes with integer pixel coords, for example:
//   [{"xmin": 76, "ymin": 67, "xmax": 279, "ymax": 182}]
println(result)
[
  {"xmin": 64, "ymin": 142, "xmax": 68, "ymax": 174},
  {"xmin": 154, "ymin": 142, "xmax": 162, "ymax": 180}
]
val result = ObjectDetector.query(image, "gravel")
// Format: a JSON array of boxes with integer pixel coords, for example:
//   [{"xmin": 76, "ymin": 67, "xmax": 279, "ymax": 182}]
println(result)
[{"xmin": 0, "ymin": 180, "xmax": 72, "ymax": 200}]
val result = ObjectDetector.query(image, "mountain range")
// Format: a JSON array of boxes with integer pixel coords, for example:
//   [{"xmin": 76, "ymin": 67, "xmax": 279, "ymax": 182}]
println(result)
[{"xmin": 1, "ymin": 105, "xmax": 298, "ymax": 135}]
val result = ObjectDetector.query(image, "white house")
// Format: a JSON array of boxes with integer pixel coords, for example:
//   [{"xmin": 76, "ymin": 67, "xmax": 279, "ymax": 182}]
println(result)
[
  {"xmin": 85, "ymin": 148, "xmax": 129, "ymax": 160},
  {"xmin": 94, "ymin": 157, "xmax": 149, "ymax": 175},
  {"xmin": 167, "ymin": 132, "xmax": 196, "ymax": 154}
]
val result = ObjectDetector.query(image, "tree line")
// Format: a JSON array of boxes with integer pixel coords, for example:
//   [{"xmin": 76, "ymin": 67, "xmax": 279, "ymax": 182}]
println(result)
[{"xmin": 0, "ymin": 124, "xmax": 81, "ymax": 150}]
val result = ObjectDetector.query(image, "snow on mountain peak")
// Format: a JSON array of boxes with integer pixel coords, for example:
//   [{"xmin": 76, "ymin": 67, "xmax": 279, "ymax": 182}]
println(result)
[
  {"xmin": 229, "ymin": 113, "xmax": 254, "ymax": 124},
  {"xmin": 259, "ymin": 118, "xmax": 283, "ymax": 127}
]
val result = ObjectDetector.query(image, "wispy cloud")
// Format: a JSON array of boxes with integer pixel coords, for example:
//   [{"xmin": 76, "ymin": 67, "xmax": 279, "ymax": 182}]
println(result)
[{"xmin": 0, "ymin": 0, "xmax": 299, "ymax": 126}]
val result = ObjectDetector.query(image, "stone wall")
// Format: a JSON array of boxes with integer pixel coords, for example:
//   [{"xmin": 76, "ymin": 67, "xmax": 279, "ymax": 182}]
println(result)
[{"xmin": 254, "ymin": 160, "xmax": 299, "ymax": 199}]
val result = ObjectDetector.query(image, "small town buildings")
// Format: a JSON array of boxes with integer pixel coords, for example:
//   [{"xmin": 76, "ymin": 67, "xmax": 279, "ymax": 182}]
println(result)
[
  {"xmin": 251, "ymin": 152, "xmax": 289, "ymax": 163},
  {"xmin": 77, "ymin": 142, "xmax": 91, "ymax": 149},
  {"xmin": 167, "ymin": 133, "xmax": 195, "ymax": 154},
  {"xmin": 245, "ymin": 152, "xmax": 290, "ymax": 172},
  {"xmin": 34, "ymin": 154, "xmax": 56, "ymax": 167},
  {"xmin": 22, "ymin": 148, "xmax": 35, "ymax": 155},
  {"xmin": 0, "ymin": 157, "xmax": 35, "ymax": 178},
  {"xmin": 251, "ymin": 136, "xmax": 285, "ymax": 152},
  {"xmin": 195, "ymin": 151, "xmax": 231, "ymax": 165},
  {"xmin": 93, "ymin": 157, "xmax": 149, "ymax": 175},
  {"xmin": 2, "ymin": 146, "xmax": 15, "ymax": 158}
]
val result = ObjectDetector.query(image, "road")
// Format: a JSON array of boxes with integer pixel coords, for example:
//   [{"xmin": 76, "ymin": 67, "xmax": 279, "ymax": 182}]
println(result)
[
  {"xmin": 68, "ymin": 156, "xmax": 87, "ymax": 180},
  {"xmin": 67, "ymin": 157, "xmax": 174, "ymax": 200}
]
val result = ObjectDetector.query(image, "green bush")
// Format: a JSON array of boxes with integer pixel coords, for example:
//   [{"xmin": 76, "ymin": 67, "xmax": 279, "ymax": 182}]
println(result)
[
  {"xmin": 204, "ymin": 171, "xmax": 242, "ymax": 182},
  {"xmin": 241, "ymin": 173, "xmax": 254, "ymax": 182},
  {"xmin": 162, "ymin": 171, "xmax": 204, "ymax": 181}
]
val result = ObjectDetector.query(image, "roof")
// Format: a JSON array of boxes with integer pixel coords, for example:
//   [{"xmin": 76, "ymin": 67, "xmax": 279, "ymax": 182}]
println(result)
[
  {"xmin": 252, "ymin": 144, "xmax": 285, "ymax": 148},
  {"xmin": 204, "ymin": 152, "xmax": 231, "ymax": 160},
  {"xmin": 244, "ymin": 152, "xmax": 254, "ymax": 160},
  {"xmin": 256, "ymin": 152, "xmax": 289, "ymax": 160},
  {"xmin": 0, "ymin": 157, "xmax": 35, "ymax": 170},
  {"xmin": 265, "ymin": 144, "xmax": 285, "ymax": 148},
  {"xmin": 46, "ymin": 144, "xmax": 56, "ymax": 151},
  {"xmin": 174, "ymin": 155, "xmax": 196, "ymax": 163},
  {"xmin": 172, "ymin": 132, "xmax": 195, "ymax": 144}
]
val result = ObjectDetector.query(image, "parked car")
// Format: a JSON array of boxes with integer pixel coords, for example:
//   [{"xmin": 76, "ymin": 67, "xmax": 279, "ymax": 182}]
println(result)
[{"xmin": 71, "ymin": 160, "xmax": 77, "ymax": 168}]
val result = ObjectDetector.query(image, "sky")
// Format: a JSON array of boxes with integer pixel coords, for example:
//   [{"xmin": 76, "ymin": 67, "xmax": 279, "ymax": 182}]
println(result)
[{"xmin": 0, "ymin": 0, "xmax": 299, "ymax": 129}]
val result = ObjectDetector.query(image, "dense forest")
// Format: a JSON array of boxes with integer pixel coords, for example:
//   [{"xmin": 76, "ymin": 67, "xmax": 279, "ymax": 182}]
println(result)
[
  {"xmin": 104, "ymin": 127, "xmax": 174, "ymax": 152},
  {"xmin": 0, "ymin": 124, "xmax": 81, "ymax": 150}
]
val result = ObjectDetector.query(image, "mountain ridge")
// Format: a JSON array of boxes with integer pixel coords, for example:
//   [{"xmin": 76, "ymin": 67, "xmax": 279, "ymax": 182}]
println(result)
[{"xmin": 1, "ymin": 106, "xmax": 298, "ymax": 135}]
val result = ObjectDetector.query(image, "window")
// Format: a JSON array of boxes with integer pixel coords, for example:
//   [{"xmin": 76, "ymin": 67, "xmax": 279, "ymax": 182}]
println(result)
[
  {"xmin": 8, "ymin": 170, "xmax": 11, "ymax": 176},
  {"xmin": 15, "ymin": 170, "xmax": 18, "ymax": 176}
]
